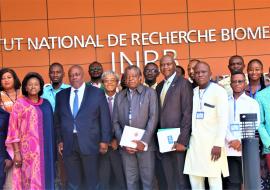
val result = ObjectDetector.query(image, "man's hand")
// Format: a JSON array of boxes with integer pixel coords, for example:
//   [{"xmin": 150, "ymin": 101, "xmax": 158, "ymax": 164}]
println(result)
[
  {"xmin": 229, "ymin": 140, "xmax": 241, "ymax": 151},
  {"xmin": 99, "ymin": 143, "xmax": 109, "ymax": 154},
  {"xmin": 110, "ymin": 139, "xmax": 118, "ymax": 150},
  {"xmin": 211, "ymin": 146, "xmax": 221, "ymax": 161},
  {"xmin": 172, "ymin": 143, "xmax": 186, "ymax": 152},
  {"xmin": 58, "ymin": 142, "xmax": 64, "ymax": 157},
  {"xmin": 132, "ymin": 140, "xmax": 145, "ymax": 152},
  {"xmin": 124, "ymin": 147, "xmax": 137, "ymax": 154},
  {"xmin": 4, "ymin": 159, "xmax": 13, "ymax": 172}
]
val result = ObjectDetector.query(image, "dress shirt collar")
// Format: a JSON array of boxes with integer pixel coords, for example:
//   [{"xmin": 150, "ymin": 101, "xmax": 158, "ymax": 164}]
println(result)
[
  {"xmin": 143, "ymin": 82, "xmax": 158, "ymax": 89},
  {"xmin": 164, "ymin": 72, "xmax": 176, "ymax": 84},
  {"xmin": 105, "ymin": 92, "xmax": 116, "ymax": 99},
  {"xmin": 71, "ymin": 82, "xmax": 86, "ymax": 93},
  {"xmin": 229, "ymin": 92, "xmax": 248, "ymax": 101},
  {"xmin": 127, "ymin": 84, "xmax": 144, "ymax": 95},
  {"xmin": 47, "ymin": 83, "xmax": 70, "ymax": 91}
]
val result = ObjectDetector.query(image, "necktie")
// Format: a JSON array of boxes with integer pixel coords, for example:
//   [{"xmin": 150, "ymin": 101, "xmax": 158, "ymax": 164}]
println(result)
[
  {"xmin": 160, "ymin": 80, "xmax": 170, "ymax": 107},
  {"xmin": 108, "ymin": 96, "xmax": 113, "ymax": 118},
  {"xmin": 73, "ymin": 90, "xmax": 78, "ymax": 132},
  {"xmin": 73, "ymin": 90, "xmax": 79, "ymax": 118}
]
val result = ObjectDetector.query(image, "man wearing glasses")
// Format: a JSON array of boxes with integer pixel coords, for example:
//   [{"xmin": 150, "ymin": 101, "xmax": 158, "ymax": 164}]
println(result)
[
  {"xmin": 223, "ymin": 71, "xmax": 260, "ymax": 190},
  {"xmin": 87, "ymin": 61, "xmax": 104, "ymax": 89},
  {"xmin": 143, "ymin": 62, "xmax": 160, "ymax": 90}
]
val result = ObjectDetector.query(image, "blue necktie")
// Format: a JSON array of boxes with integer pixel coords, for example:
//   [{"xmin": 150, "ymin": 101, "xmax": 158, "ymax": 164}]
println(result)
[
  {"xmin": 73, "ymin": 90, "xmax": 79, "ymax": 118},
  {"xmin": 73, "ymin": 90, "xmax": 78, "ymax": 132}
]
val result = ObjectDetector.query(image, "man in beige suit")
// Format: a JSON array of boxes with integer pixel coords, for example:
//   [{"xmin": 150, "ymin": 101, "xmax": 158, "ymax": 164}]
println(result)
[{"xmin": 184, "ymin": 61, "xmax": 229, "ymax": 189}]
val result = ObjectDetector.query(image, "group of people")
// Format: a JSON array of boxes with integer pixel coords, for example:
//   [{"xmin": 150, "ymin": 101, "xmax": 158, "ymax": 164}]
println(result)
[{"xmin": 0, "ymin": 54, "xmax": 269, "ymax": 190}]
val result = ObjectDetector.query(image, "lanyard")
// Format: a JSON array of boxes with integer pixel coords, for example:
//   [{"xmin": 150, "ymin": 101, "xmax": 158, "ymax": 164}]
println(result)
[
  {"xmin": 249, "ymin": 84, "xmax": 260, "ymax": 99},
  {"xmin": 234, "ymin": 98, "xmax": 237, "ymax": 121},
  {"xmin": 198, "ymin": 82, "xmax": 211, "ymax": 110}
]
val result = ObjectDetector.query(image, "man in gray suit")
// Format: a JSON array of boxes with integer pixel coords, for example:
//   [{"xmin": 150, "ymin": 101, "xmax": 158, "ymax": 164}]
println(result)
[
  {"xmin": 156, "ymin": 55, "xmax": 193, "ymax": 190},
  {"xmin": 113, "ymin": 65, "xmax": 158, "ymax": 190}
]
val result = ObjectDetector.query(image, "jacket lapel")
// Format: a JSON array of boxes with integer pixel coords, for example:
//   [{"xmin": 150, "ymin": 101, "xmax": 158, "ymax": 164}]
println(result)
[
  {"xmin": 162, "ymin": 76, "xmax": 178, "ymax": 109},
  {"xmin": 66, "ymin": 88, "xmax": 73, "ymax": 117},
  {"xmin": 75, "ymin": 85, "xmax": 88, "ymax": 118}
]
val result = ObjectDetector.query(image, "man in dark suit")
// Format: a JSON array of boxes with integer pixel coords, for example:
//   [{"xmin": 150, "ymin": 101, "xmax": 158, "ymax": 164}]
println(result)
[
  {"xmin": 156, "ymin": 55, "xmax": 193, "ymax": 190},
  {"xmin": 54, "ymin": 65, "xmax": 111, "ymax": 190},
  {"xmin": 98, "ymin": 71, "xmax": 126, "ymax": 190}
]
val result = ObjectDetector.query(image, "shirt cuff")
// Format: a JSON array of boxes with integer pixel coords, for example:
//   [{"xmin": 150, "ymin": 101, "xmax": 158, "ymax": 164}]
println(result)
[{"xmin": 140, "ymin": 141, "xmax": 148, "ymax": 151}]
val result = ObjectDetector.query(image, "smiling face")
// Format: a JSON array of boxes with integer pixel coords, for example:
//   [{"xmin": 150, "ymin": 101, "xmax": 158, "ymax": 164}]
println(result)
[
  {"xmin": 89, "ymin": 62, "xmax": 103, "ymax": 79},
  {"xmin": 103, "ymin": 74, "xmax": 118, "ymax": 94},
  {"xmin": 1, "ymin": 72, "xmax": 15, "ymax": 91},
  {"xmin": 160, "ymin": 56, "xmax": 176, "ymax": 79},
  {"xmin": 26, "ymin": 77, "xmax": 41, "ymax": 97},
  {"xmin": 247, "ymin": 61, "xmax": 263, "ymax": 82}
]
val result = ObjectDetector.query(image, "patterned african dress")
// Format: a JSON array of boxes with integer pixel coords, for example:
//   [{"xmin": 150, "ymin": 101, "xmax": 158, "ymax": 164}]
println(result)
[{"xmin": 5, "ymin": 97, "xmax": 55, "ymax": 190}]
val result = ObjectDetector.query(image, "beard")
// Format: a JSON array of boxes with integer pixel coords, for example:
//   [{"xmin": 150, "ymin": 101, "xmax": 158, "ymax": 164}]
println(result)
[{"xmin": 91, "ymin": 75, "xmax": 102, "ymax": 80}]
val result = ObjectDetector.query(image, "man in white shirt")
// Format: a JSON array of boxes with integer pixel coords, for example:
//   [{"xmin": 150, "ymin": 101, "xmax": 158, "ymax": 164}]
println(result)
[
  {"xmin": 184, "ymin": 61, "xmax": 229, "ymax": 189},
  {"xmin": 223, "ymin": 71, "xmax": 260, "ymax": 190}
]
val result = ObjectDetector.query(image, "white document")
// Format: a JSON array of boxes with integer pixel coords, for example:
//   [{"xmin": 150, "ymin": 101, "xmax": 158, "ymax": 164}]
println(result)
[
  {"xmin": 120, "ymin": 125, "xmax": 147, "ymax": 151},
  {"xmin": 157, "ymin": 128, "xmax": 181, "ymax": 153}
]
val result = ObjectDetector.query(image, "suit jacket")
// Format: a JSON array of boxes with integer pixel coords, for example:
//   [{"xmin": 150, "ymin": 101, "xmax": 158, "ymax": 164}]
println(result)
[
  {"xmin": 54, "ymin": 84, "xmax": 112, "ymax": 156},
  {"xmin": 0, "ymin": 107, "xmax": 10, "ymax": 159},
  {"xmin": 113, "ymin": 84, "xmax": 158, "ymax": 151},
  {"xmin": 156, "ymin": 75, "xmax": 193, "ymax": 146}
]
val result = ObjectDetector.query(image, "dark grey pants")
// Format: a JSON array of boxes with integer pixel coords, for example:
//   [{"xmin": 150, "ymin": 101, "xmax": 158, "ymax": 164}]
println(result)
[{"xmin": 121, "ymin": 150, "xmax": 155, "ymax": 190}]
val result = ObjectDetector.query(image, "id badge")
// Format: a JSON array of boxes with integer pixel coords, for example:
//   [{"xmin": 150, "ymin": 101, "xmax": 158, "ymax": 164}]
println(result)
[
  {"xmin": 230, "ymin": 123, "xmax": 240, "ymax": 131},
  {"xmin": 196, "ymin": 112, "xmax": 204, "ymax": 119}
]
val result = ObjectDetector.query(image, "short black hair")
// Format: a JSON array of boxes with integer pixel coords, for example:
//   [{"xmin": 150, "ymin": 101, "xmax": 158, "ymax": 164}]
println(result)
[
  {"xmin": 231, "ymin": 71, "xmax": 245, "ymax": 79},
  {"xmin": 22, "ymin": 72, "xmax": 44, "ymax": 97},
  {"xmin": 88, "ymin": 61, "xmax": 103, "ymax": 71},
  {"xmin": 145, "ymin": 62, "xmax": 158, "ymax": 68},
  {"xmin": 0, "ymin": 68, "xmax": 21, "ymax": 91},
  {"xmin": 49, "ymin": 62, "xmax": 64, "ymax": 71},
  {"xmin": 124, "ymin": 65, "xmax": 142, "ymax": 76},
  {"xmin": 176, "ymin": 65, "xmax": 185, "ymax": 76},
  {"xmin": 229, "ymin": 55, "xmax": 244, "ymax": 65}
]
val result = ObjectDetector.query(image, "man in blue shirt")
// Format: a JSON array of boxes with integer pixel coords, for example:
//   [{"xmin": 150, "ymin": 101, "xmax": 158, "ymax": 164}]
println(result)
[
  {"xmin": 42, "ymin": 62, "xmax": 70, "ymax": 111},
  {"xmin": 42, "ymin": 62, "xmax": 70, "ymax": 189}
]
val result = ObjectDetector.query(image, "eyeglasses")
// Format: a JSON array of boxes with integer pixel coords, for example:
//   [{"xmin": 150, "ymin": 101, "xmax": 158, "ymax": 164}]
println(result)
[
  {"xmin": 231, "ymin": 80, "xmax": 245, "ymax": 85},
  {"xmin": 90, "ymin": 67, "xmax": 102, "ymax": 72},
  {"xmin": 145, "ymin": 69, "xmax": 159, "ymax": 74}
]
